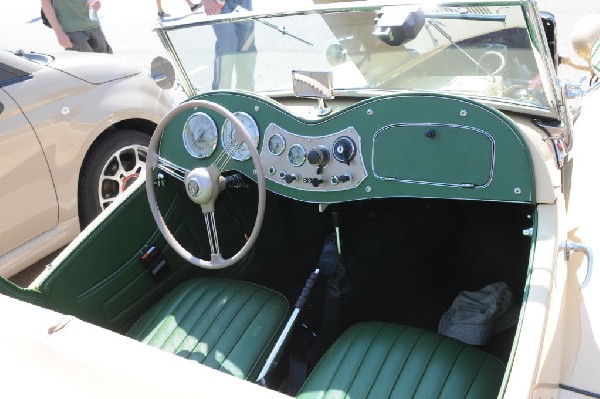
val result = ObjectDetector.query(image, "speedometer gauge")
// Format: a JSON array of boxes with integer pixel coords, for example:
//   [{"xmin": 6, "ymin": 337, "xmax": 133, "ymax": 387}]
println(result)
[
  {"xmin": 182, "ymin": 112, "xmax": 218, "ymax": 159},
  {"xmin": 221, "ymin": 112, "xmax": 260, "ymax": 161}
]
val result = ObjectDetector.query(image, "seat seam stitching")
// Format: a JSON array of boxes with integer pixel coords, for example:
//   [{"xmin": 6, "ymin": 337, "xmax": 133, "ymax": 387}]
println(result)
[
  {"xmin": 388, "ymin": 328, "xmax": 428, "ymax": 397},
  {"xmin": 464, "ymin": 353, "xmax": 489, "ymax": 397},
  {"xmin": 437, "ymin": 339, "xmax": 467, "ymax": 397},
  {"xmin": 163, "ymin": 280, "xmax": 235, "ymax": 354},
  {"xmin": 318, "ymin": 323, "xmax": 370, "ymax": 399},
  {"xmin": 186, "ymin": 280, "xmax": 244, "ymax": 360},
  {"xmin": 364, "ymin": 323, "xmax": 409, "ymax": 399},
  {"xmin": 411, "ymin": 332, "xmax": 446, "ymax": 397},
  {"xmin": 208, "ymin": 286, "xmax": 265, "ymax": 374}
]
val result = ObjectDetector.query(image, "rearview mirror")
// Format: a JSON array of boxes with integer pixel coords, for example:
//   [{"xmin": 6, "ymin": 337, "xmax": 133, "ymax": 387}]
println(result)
[{"xmin": 292, "ymin": 70, "xmax": 334, "ymax": 99}]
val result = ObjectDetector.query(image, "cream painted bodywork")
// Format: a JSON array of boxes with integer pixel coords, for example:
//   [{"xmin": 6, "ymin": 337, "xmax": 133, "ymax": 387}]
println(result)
[
  {"xmin": 0, "ymin": 293, "xmax": 291, "ymax": 399},
  {"xmin": 503, "ymin": 93, "xmax": 600, "ymax": 398},
  {"xmin": 555, "ymin": 88, "xmax": 600, "ymax": 397},
  {"xmin": 0, "ymin": 50, "xmax": 175, "ymax": 278}
]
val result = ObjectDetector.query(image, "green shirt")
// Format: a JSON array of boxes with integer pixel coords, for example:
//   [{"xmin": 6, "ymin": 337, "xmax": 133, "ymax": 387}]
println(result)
[{"xmin": 54, "ymin": 0, "xmax": 101, "ymax": 32}]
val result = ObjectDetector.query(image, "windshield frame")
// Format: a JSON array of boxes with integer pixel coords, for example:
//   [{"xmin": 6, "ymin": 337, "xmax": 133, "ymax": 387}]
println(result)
[{"xmin": 155, "ymin": 0, "xmax": 563, "ymax": 120}]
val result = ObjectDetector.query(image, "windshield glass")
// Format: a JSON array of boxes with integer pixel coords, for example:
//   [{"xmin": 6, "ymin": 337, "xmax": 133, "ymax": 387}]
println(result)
[{"xmin": 159, "ymin": 2, "xmax": 550, "ymax": 109}]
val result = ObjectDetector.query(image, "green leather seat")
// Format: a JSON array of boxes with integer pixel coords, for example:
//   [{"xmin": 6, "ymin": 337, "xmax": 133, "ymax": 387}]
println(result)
[
  {"xmin": 297, "ymin": 322, "xmax": 505, "ymax": 399},
  {"xmin": 127, "ymin": 278, "xmax": 288, "ymax": 380}
]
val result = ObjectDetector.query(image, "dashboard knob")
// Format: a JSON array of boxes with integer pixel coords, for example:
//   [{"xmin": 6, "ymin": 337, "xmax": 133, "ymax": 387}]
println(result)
[
  {"xmin": 311, "ymin": 178, "xmax": 324, "ymax": 187},
  {"xmin": 338, "ymin": 174, "xmax": 352, "ymax": 183},
  {"xmin": 284, "ymin": 174, "xmax": 297, "ymax": 184},
  {"xmin": 307, "ymin": 145, "xmax": 330, "ymax": 167},
  {"xmin": 333, "ymin": 136, "xmax": 356, "ymax": 165},
  {"xmin": 331, "ymin": 174, "xmax": 352, "ymax": 185}
]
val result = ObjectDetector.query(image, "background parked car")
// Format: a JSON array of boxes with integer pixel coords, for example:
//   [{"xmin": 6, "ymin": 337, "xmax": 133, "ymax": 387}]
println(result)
[{"xmin": 0, "ymin": 48, "xmax": 175, "ymax": 278}]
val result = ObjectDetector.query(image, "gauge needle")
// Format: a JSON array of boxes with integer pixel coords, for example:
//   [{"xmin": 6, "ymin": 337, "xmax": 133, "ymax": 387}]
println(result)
[{"xmin": 195, "ymin": 129, "xmax": 208, "ymax": 143}]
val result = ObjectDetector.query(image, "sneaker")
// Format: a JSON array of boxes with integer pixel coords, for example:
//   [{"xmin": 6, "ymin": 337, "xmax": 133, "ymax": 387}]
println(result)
[
  {"xmin": 158, "ymin": 11, "xmax": 170, "ymax": 18},
  {"xmin": 190, "ymin": 3, "xmax": 202, "ymax": 12}
]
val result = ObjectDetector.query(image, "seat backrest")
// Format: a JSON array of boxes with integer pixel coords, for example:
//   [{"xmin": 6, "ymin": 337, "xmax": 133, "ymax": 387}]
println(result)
[
  {"xmin": 297, "ymin": 321, "xmax": 505, "ymax": 399},
  {"xmin": 127, "ymin": 278, "xmax": 289, "ymax": 380}
]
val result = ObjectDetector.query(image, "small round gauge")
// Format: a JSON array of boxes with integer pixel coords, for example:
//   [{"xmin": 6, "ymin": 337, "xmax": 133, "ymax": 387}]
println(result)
[
  {"xmin": 288, "ymin": 144, "xmax": 306, "ymax": 167},
  {"xmin": 221, "ymin": 112, "xmax": 260, "ymax": 161},
  {"xmin": 267, "ymin": 133, "xmax": 286, "ymax": 156},
  {"xmin": 182, "ymin": 112, "xmax": 218, "ymax": 159}
]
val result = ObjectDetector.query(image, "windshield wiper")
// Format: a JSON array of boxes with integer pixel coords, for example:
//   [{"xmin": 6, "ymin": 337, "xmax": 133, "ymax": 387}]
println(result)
[
  {"xmin": 256, "ymin": 19, "xmax": 313, "ymax": 46},
  {"xmin": 424, "ymin": 12, "xmax": 506, "ymax": 22},
  {"xmin": 426, "ymin": 19, "xmax": 498, "ymax": 81},
  {"xmin": 230, "ymin": 5, "xmax": 314, "ymax": 46}
]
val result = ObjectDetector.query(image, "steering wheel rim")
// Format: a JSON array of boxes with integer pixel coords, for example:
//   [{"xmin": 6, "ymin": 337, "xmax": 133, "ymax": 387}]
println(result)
[
  {"xmin": 146, "ymin": 100, "xmax": 266, "ymax": 269},
  {"xmin": 476, "ymin": 50, "xmax": 506, "ymax": 76}
]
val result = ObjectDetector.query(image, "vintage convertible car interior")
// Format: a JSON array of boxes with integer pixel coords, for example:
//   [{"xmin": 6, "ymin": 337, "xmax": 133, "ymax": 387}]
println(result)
[{"xmin": 2, "ymin": 1, "xmax": 599, "ymax": 398}]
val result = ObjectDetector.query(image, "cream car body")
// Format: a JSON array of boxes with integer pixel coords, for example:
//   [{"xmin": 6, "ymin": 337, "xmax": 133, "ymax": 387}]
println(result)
[
  {"xmin": 1, "ymin": 2, "xmax": 600, "ymax": 398},
  {"xmin": 0, "ymin": 50, "xmax": 175, "ymax": 278}
]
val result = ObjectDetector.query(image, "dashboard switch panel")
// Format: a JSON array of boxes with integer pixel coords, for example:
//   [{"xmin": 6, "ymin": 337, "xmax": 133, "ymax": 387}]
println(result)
[{"xmin": 261, "ymin": 123, "xmax": 367, "ymax": 192}]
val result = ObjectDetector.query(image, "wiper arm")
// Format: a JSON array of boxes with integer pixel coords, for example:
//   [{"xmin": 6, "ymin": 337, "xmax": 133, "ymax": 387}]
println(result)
[
  {"xmin": 424, "ymin": 12, "xmax": 506, "ymax": 22},
  {"xmin": 256, "ymin": 19, "xmax": 314, "ymax": 46},
  {"xmin": 427, "ymin": 19, "xmax": 497, "ymax": 81},
  {"xmin": 230, "ymin": 5, "xmax": 314, "ymax": 46}
]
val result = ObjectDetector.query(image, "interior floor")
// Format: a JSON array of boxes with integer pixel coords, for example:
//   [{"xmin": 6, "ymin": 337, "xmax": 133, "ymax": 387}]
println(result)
[{"xmin": 228, "ymin": 191, "xmax": 533, "ymax": 393}]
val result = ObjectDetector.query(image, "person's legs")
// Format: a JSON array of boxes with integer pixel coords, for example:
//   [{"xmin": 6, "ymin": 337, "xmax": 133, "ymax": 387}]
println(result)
[
  {"xmin": 157, "ymin": 0, "xmax": 170, "ymax": 17},
  {"xmin": 185, "ymin": 0, "xmax": 201, "ymax": 11},
  {"xmin": 212, "ymin": 22, "xmax": 237, "ymax": 89},
  {"xmin": 65, "ymin": 31, "xmax": 94, "ymax": 52},
  {"xmin": 87, "ymin": 27, "xmax": 113, "ymax": 54},
  {"xmin": 234, "ymin": 20, "xmax": 256, "ymax": 90}
]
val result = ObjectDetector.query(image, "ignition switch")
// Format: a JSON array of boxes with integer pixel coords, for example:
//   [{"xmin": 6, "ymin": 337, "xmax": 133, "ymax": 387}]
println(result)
[{"xmin": 333, "ymin": 136, "xmax": 356, "ymax": 165}]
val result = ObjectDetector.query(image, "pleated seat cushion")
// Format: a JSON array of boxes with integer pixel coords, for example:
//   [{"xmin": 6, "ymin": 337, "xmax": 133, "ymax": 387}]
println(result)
[
  {"xmin": 297, "ymin": 322, "xmax": 504, "ymax": 399},
  {"xmin": 127, "ymin": 278, "xmax": 288, "ymax": 380}
]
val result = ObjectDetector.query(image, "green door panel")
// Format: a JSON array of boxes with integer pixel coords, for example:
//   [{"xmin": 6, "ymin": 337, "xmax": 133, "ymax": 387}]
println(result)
[
  {"xmin": 39, "ymin": 183, "xmax": 200, "ymax": 331},
  {"xmin": 39, "ymin": 179, "xmax": 257, "ymax": 331}
]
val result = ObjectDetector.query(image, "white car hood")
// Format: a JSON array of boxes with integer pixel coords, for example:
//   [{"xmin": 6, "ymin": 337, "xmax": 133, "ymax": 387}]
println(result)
[{"xmin": 48, "ymin": 51, "xmax": 143, "ymax": 84}]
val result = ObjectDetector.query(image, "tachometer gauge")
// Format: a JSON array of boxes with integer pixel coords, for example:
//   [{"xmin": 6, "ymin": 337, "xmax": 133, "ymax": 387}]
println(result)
[
  {"xmin": 182, "ymin": 112, "xmax": 218, "ymax": 159},
  {"xmin": 267, "ymin": 133, "xmax": 286, "ymax": 156},
  {"xmin": 221, "ymin": 112, "xmax": 260, "ymax": 161},
  {"xmin": 288, "ymin": 144, "xmax": 306, "ymax": 167}
]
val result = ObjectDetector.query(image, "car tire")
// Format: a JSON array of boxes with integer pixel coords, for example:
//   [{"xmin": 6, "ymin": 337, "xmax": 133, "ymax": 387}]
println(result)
[{"xmin": 78, "ymin": 129, "xmax": 150, "ymax": 228}]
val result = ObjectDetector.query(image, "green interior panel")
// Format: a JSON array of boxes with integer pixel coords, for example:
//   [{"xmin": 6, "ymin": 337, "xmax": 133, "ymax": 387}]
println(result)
[
  {"xmin": 160, "ymin": 91, "xmax": 534, "ymax": 204},
  {"xmin": 39, "ymin": 177, "xmax": 258, "ymax": 332}
]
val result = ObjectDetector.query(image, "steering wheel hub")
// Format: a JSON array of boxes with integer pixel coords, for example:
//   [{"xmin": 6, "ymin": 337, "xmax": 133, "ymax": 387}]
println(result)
[{"xmin": 185, "ymin": 168, "xmax": 215, "ymax": 205}]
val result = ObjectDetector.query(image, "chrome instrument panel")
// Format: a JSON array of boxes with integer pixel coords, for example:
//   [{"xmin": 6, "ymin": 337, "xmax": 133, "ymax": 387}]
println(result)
[{"xmin": 260, "ymin": 123, "xmax": 368, "ymax": 191}]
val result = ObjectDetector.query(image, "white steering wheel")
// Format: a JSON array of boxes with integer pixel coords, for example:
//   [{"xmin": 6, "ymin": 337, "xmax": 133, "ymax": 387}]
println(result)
[{"xmin": 146, "ymin": 100, "xmax": 266, "ymax": 269}]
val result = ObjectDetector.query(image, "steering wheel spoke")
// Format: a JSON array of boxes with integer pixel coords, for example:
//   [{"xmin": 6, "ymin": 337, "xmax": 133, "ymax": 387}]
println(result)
[
  {"xmin": 204, "ymin": 211, "xmax": 220, "ymax": 255},
  {"xmin": 156, "ymin": 156, "xmax": 189, "ymax": 182}
]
